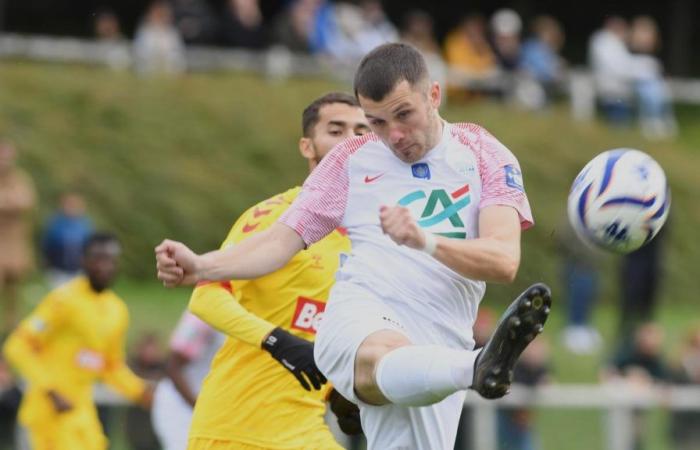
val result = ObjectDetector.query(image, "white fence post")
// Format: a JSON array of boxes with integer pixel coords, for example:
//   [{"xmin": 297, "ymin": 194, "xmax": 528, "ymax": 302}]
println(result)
[{"xmin": 470, "ymin": 401, "xmax": 497, "ymax": 450}]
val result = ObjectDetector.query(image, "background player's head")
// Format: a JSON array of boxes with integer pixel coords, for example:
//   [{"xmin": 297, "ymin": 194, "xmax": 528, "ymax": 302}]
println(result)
[
  {"xmin": 299, "ymin": 92, "xmax": 370, "ymax": 171},
  {"xmin": 353, "ymin": 43, "xmax": 442, "ymax": 164},
  {"xmin": 82, "ymin": 232, "xmax": 122, "ymax": 292}
]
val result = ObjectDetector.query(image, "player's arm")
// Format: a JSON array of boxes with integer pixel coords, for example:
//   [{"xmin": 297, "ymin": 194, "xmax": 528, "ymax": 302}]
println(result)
[
  {"xmin": 164, "ymin": 311, "xmax": 220, "ymax": 407},
  {"xmin": 380, "ymin": 205, "xmax": 521, "ymax": 283},
  {"xmin": 156, "ymin": 222, "xmax": 305, "ymax": 287},
  {"xmin": 2, "ymin": 293, "xmax": 73, "ymax": 411},
  {"xmin": 432, "ymin": 205, "xmax": 521, "ymax": 282},
  {"xmin": 165, "ymin": 352, "xmax": 197, "ymax": 407},
  {"xmin": 2, "ymin": 295, "xmax": 64, "ymax": 390},
  {"xmin": 101, "ymin": 309, "xmax": 152, "ymax": 408}
]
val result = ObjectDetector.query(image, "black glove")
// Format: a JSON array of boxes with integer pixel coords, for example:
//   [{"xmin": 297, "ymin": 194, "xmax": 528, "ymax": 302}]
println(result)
[
  {"xmin": 328, "ymin": 388, "xmax": 363, "ymax": 435},
  {"xmin": 262, "ymin": 327, "xmax": 326, "ymax": 391}
]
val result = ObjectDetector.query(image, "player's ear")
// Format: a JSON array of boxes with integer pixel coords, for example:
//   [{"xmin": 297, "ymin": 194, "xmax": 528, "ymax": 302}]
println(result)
[
  {"xmin": 429, "ymin": 81, "xmax": 442, "ymax": 110},
  {"xmin": 299, "ymin": 137, "xmax": 315, "ymax": 161}
]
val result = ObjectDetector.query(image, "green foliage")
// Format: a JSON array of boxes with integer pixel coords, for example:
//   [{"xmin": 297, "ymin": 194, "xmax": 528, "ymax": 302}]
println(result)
[{"xmin": 1, "ymin": 61, "xmax": 699, "ymax": 310}]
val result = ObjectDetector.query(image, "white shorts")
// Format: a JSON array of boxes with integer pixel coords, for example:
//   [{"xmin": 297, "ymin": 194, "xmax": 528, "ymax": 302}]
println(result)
[
  {"xmin": 152, "ymin": 379, "xmax": 194, "ymax": 450},
  {"xmin": 314, "ymin": 281, "xmax": 467, "ymax": 450}
]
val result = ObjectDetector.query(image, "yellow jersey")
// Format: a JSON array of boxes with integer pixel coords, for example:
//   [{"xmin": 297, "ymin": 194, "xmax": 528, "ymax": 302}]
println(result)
[
  {"xmin": 188, "ymin": 186, "xmax": 351, "ymax": 448},
  {"xmin": 3, "ymin": 276, "xmax": 146, "ymax": 427}
]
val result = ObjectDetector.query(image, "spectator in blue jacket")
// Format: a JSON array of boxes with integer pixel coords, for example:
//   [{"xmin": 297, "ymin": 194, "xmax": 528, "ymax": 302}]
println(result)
[{"xmin": 41, "ymin": 192, "xmax": 93, "ymax": 287}]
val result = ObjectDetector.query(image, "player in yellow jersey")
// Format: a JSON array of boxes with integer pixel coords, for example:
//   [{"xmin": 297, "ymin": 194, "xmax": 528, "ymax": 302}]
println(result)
[
  {"xmin": 179, "ymin": 92, "xmax": 370, "ymax": 450},
  {"xmin": 3, "ymin": 232, "xmax": 153, "ymax": 450}
]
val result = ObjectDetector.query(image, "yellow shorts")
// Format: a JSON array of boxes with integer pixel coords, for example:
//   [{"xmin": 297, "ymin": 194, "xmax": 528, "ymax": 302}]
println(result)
[
  {"xmin": 188, "ymin": 436, "xmax": 344, "ymax": 450},
  {"xmin": 26, "ymin": 413, "xmax": 107, "ymax": 450}
]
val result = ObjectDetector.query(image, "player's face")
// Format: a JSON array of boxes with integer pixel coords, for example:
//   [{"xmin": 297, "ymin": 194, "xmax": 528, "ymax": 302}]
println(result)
[
  {"xmin": 83, "ymin": 242, "xmax": 121, "ymax": 292},
  {"xmin": 301, "ymin": 103, "xmax": 370, "ymax": 165},
  {"xmin": 359, "ymin": 80, "xmax": 442, "ymax": 164}
]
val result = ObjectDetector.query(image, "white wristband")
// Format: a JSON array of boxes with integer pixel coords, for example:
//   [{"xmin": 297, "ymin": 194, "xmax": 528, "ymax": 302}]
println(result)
[{"xmin": 421, "ymin": 231, "xmax": 437, "ymax": 256}]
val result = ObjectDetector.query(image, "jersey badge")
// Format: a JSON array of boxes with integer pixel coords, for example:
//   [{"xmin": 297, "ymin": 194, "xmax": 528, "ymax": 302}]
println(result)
[
  {"xmin": 411, "ymin": 163, "xmax": 431, "ymax": 180},
  {"xmin": 504, "ymin": 165, "xmax": 524, "ymax": 191}
]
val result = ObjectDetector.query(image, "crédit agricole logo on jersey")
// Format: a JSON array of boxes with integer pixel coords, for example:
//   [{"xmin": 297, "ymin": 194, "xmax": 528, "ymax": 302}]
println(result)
[{"xmin": 397, "ymin": 183, "xmax": 471, "ymax": 239}]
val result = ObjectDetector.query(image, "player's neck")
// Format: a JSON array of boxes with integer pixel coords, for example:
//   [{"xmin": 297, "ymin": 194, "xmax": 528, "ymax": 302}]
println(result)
[{"xmin": 425, "ymin": 115, "xmax": 445, "ymax": 153}]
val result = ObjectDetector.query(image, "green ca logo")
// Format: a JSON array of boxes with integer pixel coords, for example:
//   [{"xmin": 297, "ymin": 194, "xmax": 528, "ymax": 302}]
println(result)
[{"xmin": 397, "ymin": 184, "xmax": 470, "ymax": 239}]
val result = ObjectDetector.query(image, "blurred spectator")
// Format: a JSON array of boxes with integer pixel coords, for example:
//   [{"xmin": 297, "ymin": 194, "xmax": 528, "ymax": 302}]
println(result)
[
  {"xmin": 670, "ymin": 328, "xmax": 700, "ymax": 450},
  {"xmin": 315, "ymin": 1, "xmax": 396, "ymax": 61},
  {"xmin": 497, "ymin": 337, "xmax": 552, "ymax": 450},
  {"xmin": 0, "ymin": 355, "xmax": 21, "ymax": 450},
  {"xmin": 171, "ymin": 0, "xmax": 218, "ymax": 44},
  {"xmin": 489, "ymin": 9, "xmax": 522, "ymax": 72},
  {"xmin": 133, "ymin": 1, "xmax": 187, "ymax": 75},
  {"xmin": 93, "ymin": 8, "xmax": 131, "ymax": 70},
  {"xmin": 628, "ymin": 15, "xmax": 677, "ymax": 140},
  {"xmin": 125, "ymin": 332, "xmax": 165, "ymax": 450},
  {"xmin": 400, "ymin": 11, "xmax": 447, "ymax": 92},
  {"xmin": 0, "ymin": 140, "xmax": 36, "ymax": 334},
  {"xmin": 444, "ymin": 14, "xmax": 498, "ymax": 78},
  {"xmin": 605, "ymin": 323, "xmax": 669, "ymax": 450},
  {"xmin": 519, "ymin": 15, "xmax": 566, "ymax": 104},
  {"xmin": 41, "ymin": 191, "xmax": 93, "ymax": 288},
  {"xmin": 400, "ymin": 10, "xmax": 440, "ymax": 57},
  {"xmin": 589, "ymin": 16, "xmax": 635, "ymax": 124},
  {"xmin": 152, "ymin": 311, "xmax": 224, "ymax": 450},
  {"xmin": 608, "ymin": 322, "xmax": 670, "ymax": 382},
  {"xmin": 356, "ymin": 0, "xmax": 398, "ymax": 51},
  {"xmin": 273, "ymin": 0, "xmax": 320, "ymax": 53},
  {"xmin": 557, "ymin": 218, "xmax": 603, "ymax": 354},
  {"xmin": 219, "ymin": 0, "xmax": 267, "ymax": 49},
  {"xmin": 618, "ymin": 224, "xmax": 668, "ymax": 349}
]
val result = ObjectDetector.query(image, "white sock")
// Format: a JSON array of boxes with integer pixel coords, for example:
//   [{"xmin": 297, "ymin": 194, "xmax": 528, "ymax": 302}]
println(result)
[{"xmin": 374, "ymin": 345, "xmax": 479, "ymax": 407}]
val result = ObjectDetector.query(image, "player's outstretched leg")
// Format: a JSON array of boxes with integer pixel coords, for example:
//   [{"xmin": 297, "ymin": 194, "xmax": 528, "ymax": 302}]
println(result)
[{"xmin": 471, "ymin": 282, "xmax": 552, "ymax": 399}]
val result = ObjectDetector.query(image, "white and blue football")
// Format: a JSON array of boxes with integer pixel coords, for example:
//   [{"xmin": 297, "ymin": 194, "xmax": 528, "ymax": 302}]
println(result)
[{"xmin": 567, "ymin": 149, "xmax": 670, "ymax": 254}]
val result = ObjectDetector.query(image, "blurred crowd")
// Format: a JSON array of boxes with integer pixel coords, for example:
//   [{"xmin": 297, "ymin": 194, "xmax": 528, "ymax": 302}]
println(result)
[{"xmin": 87, "ymin": 0, "xmax": 679, "ymax": 138}]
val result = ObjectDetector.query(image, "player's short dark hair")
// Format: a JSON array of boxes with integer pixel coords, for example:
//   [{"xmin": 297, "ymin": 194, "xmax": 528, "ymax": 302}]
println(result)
[
  {"xmin": 83, "ymin": 232, "xmax": 120, "ymax": 256},
  {"xmin": 353, "ymin": 43, "xmax": 429, "ymax": 102},
  {"xmin": 302, "ymin": 92, "xmax": 361, "ymax": 137}
]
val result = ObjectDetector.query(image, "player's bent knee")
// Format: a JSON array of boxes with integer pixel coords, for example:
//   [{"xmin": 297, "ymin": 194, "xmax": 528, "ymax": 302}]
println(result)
[{"xmin": 353, "ymin": 330, "xmax": 411, "ymax": 405}]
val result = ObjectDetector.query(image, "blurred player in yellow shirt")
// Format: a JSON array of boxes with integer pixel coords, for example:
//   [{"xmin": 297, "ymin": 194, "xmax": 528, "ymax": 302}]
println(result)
[
  {"xmin": 3, "ymin": 232, "xmax": 153, "ymax": 450},
  {"xmin": 181, "ymin": 93, "xmax": 370, "ymax": 450}
]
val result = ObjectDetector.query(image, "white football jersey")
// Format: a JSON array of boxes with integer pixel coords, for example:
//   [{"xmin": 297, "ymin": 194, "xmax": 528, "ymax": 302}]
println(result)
[{"xmin": 280, "ymin": 122, "xmax": 533, "ymax": 348}]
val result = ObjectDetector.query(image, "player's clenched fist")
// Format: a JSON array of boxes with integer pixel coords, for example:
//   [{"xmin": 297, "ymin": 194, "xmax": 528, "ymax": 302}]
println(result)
[
  {"xmin": 379, "ymin": 205, "xmax": 426, "ymax": 250},
  {"xmin": 155, "ymin": 239, "xmax": 200, "ymax": 287}
]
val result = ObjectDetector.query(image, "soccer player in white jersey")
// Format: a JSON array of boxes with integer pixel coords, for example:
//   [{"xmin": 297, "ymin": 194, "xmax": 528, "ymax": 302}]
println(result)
[{"xmin": 155, "ymin": 43, "xmax": 551, "ymax": 450}]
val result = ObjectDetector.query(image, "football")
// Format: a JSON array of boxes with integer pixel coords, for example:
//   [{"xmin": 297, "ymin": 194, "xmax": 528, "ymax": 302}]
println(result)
[{"xmin": 567, "ymin": 148, "xmax": 670, "ymax": 254}]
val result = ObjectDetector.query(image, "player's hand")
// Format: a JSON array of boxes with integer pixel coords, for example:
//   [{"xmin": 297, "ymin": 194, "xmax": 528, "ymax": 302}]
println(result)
[
  {"xmin": 47, "ymin": 390, "xmax": 73, "ymax": 413},
  {"xmin": 379, "ymin": 205, "xmax": 426, "ymax": 250},
  {"xmin": 155, "ymin": 239, "xmax": 200, "ymax": 287},
  {"xmin": 261, "ymin": 327, "xmax": 326, "ymax": 391},
  {"xmin": 328, "ymin": 388, "xmax": 363, "ymax": 435},
  {"xmin": 139, "ymin": 384, "xmax": 155, "ymax": 410}
]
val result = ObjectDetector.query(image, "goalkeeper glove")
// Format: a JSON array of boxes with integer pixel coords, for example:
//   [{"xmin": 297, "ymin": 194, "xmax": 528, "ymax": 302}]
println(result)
[
  {"xmin": 328, "ymin": 388, "xmax": 363, "ymax": 435},
  {"xmin": 262, "ymin": 327, "xmax": 326, "ymax": 391}
]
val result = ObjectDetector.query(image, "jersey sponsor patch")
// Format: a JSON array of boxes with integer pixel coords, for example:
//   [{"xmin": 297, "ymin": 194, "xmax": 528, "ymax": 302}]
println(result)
[
  {"xmin": 504, "ymin": 165, "xmax": 524, "ymax": 191},
  {"xmin": 291, "ymin": 297, "xmax": 326, "ymax": 334},
  {"xmin": 411, "ymin": 163, "xmax": 431, "ymax": 180},
  {"xmin": 75, "ymin": 349, "xmax": 105, "ymax": 371}
]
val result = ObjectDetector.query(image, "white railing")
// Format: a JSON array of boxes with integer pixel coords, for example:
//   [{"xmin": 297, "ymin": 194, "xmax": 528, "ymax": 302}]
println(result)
[
  {"xmin": 463, "ymin": 383, "xmax": 700, "ymax": 450},
  {"xmin": 1, "ymin": 382, "xmax": 695, "ymax": 450}
]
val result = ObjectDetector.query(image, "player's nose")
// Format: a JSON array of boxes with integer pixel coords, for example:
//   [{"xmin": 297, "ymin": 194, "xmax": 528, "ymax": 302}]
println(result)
[{"xmin": 388, "ymin": 126, "xmax": 404, "ymax": 145}]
